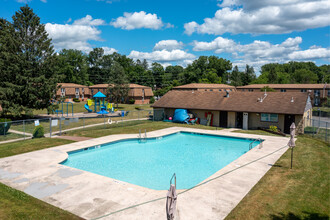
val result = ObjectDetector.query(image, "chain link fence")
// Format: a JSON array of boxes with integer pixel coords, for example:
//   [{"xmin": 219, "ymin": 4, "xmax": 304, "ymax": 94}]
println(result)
[
  {"xmin": 304, "ymin": 117, "xmax": 329, "ymax": 144},
  {"xmin": 0, "ymin": 109, "xmax": 165, "ymax": 143}
]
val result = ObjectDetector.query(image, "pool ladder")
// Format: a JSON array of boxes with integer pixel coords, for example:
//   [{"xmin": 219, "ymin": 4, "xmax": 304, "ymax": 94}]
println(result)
[
  {"xmin": 170, "ymin": 173, "xmax": 176, "ymax": 188},
  {"xmin": 249, "ymin": 138, "xmax": 262, "ymax": 150},
  {"xmin": 138, "ymin": 129, "xmax": 147, "ymax": 142}
]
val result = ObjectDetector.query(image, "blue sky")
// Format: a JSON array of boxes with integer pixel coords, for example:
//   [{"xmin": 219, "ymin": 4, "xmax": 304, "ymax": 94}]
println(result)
[{"xmin": 1, "ymin": 0, "xmax": 330, "ymax": 73}]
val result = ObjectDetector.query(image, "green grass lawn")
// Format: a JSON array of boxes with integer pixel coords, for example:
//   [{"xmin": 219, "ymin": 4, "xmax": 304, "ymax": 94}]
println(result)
[
  {"xmin": 0, "ymin": 182, "xmax": 83, "ymax": 220},
  {"xmin": 0, "ymin": 132, "xmax": 25, "ymax": 142},
  {"xmin": 63, "ymin": 120, "xmax": 219, "ymax": 138},
  {"xmin": 0, "ymin": 138, "xmax": 74, "ymax": 158},
  {"xmin": 225, "ymin": 135, "xmax": 329, "ymax": 220},
  {"xmin": 231, "ymin": 129, "xmax": 284, "ymax": 136}
]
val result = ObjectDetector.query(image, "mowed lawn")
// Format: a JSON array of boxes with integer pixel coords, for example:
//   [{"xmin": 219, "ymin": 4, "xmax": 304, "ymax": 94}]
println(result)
[
  {"xmin": 0, "ymin": 138, "xmax": 74, "ymax": 158},
  {"xmin": 0, "ymin": 182, "xmax": 83, "ymax": 220},
  {"xmin": 226, "ymin": 136, "xmax": 329, "ymax": 220}
]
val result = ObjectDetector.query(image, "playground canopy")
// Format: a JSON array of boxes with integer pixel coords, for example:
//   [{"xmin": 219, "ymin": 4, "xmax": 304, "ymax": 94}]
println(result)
[{"xmin": 93, "ymin": 91, "xmax": 107, "ymax": 98}]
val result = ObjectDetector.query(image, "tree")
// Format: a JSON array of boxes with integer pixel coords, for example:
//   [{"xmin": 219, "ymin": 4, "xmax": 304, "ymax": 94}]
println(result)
[
  {"xmin": 151, "ymin": 62, "xmax": 165, "ymax": 89},
  {"xmin": 242, "ymin": 64, "xmax": 256, "ymax": 85},
  {"xmin": 291, "ymin": 69, "xmax": 318, "ymax": 84},
  {"xmin": 0, "ymin": 18, "xmax": 22, "ymax": 116},
  {"xmin": 0, "ymin": 6, "xmax": 59, "ymax": 117},
  {"xmin": 57, "ymin": 49, "xmax": 89, "ymax": 85},
  {"xmin": 229, "ymin": 66, "xmax": 243, "ymax": 86},
  {"xmin": 107, "ymin": 62, "xmax": 129, "ymax": 106},
  {"xmin": 267, "ymin": 68, "xmax": 278, "ymax": 83},
  {"xmin": 88, "ymin": 47, "xmax": 104, "ymax": 84}
]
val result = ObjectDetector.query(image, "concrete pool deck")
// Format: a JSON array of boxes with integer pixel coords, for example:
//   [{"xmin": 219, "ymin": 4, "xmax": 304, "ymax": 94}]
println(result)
[{"xmin": 0, "ymin": 127, "xmax": 290, "ymax": 219}]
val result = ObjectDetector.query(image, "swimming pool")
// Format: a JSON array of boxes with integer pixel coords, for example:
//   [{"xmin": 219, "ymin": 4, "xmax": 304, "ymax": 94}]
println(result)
[{"xmin": 61, "ymin": 132, "xmax": 262, "ymax": 190}]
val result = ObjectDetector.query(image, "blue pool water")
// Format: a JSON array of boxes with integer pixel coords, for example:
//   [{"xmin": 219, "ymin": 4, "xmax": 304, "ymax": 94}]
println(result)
[{"xmin": 61, "ymin": 132, "xmax": 261, "ymax": 190}]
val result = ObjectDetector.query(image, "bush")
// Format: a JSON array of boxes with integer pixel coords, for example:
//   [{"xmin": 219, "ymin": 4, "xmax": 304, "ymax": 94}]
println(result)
[
  {"xmin": 150, "ymin": 97, "xmax": 155, "ymax": 104},
  {"xmin": 269, "ymin": 125, "xmax": 278, "ymax": 132},
  {"xmin": 73, "ymin": 98, "xmax": 80, "ymax": 103},
  {"xmin": 33, "ymin": 125, "xmax": 44, "ymax": 138},
  {"xmin": 129, "ymin": 99, "xmax": 135, "ymax": 104},
  {"xmin": 0, "ymin": 118, "xmax": 11, "ymax": 135}
]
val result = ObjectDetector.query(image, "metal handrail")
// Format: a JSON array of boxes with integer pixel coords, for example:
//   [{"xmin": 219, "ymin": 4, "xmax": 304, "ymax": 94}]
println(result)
[
  {"xmin": 249, "ymin": 138, "xmax": 261, "ymax": 150},
  {"xmin": 170, "ymin": 173, "xmax": 176, "ymax": 188}
]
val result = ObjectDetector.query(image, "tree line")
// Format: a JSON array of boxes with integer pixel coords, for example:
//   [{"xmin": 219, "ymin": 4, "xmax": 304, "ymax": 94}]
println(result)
[{"xmin": 0, "ymin": 5, "xmax": 329, "ymax": 117}]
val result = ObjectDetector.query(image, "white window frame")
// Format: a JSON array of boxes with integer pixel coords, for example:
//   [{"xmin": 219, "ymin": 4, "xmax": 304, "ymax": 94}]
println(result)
[
  {"xmin": 281, "ymin": 89, "xmax": 286, "ymax": 92},
  {"xmin": 61, "ymin": 88, "xmax": 65, "ymax": 97}
]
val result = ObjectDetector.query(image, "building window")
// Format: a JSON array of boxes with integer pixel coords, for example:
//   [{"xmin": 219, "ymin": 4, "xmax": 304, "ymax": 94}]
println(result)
[
  {"xmin": 242, "ymin": 89, "xmax": 245, "ymax": 92},
  {"xmin": 248, "ymin": 89, "xmax": 254, "ymax": 92},
  {"xmin": 61, "ymin": 88, "xmax": 65, "ymax": 97},
  {"xmin": 219, "ymin": 89, "xmax": 222, "ymax": 91},
  {"xmin": 210, "ymin": 89, "xmax": 213, "ymax": 91},
  {"xmin": 75, "ymin": 88, "xmax": 79, "ymax": 99},
  {"xmin": 261, "ymin": 113, "xmax": 278, "ymax": 122},
  {"xmin": 314, "ymin": 90, "xmax": 320, "ymax": 97},
  {"xmin": 281, "ymin": 89, "xmax": 286, "ymax": 92},
  {"xmin": 301, "ymin": 89, "xmax": 307, "ymax": 92}
]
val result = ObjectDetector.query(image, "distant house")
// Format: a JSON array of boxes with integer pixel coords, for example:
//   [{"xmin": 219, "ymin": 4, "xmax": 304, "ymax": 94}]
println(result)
[
  {"xmin": 56, "ymin": 83, "xmax": 90, "ymax": 101},
  {"xmin": 89, "ymin": 83, "xmax": 154, "ymax": 104},
  {"xmin": 173, "ymin": 83, "xmax": 236, "ymax": 92},
  {"xmin": 236, "ymin": 84, "xmax": 329, "ymax": 106},
  {"xmin": 152, "ymin": 90, "xmax": 312, "ymax": 134}
]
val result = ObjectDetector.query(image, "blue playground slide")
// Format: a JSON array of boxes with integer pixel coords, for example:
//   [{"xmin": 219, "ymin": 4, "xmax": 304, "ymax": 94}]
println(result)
[{"xmin": 84, "ymin": 104, "xmax": 93, "ymax": 113}]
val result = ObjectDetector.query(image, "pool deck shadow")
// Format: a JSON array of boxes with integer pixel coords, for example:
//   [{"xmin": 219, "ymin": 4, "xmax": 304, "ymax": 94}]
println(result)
[{"xmin": 0, "ymin": 127, "xmax": 290, "ymax": 220}]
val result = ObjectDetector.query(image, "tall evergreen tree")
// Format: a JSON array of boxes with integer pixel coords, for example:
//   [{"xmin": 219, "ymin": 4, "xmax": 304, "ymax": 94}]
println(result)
[
  {"xmin": 0, "ymin": 18, "xmax": 22, "ymax": 116},
  {"xmin": 0, "ymin": 6, "xmax": 59, "ymax": 117}
]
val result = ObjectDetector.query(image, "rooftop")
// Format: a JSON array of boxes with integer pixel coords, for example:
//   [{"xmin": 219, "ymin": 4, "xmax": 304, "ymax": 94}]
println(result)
[
  {"xmin": 173, "ymin": 83, "xmax": 235, "ymax": 89},
  {"xmin": 152, "ymin": 90, "xmax": 309, "ymax": 115},
  {"xmin": 236, "ymin": 84, "xmax": 329, "ymax": 89},
  {"xmin": 58, "ymin": 83, "xmax": 87, "ymax": 88}
]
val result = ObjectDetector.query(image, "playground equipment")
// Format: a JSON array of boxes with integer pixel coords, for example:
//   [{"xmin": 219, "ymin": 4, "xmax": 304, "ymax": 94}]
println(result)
[
  {"xmin": 85, "ymin": 91, "xmax": 114, "ymax": 113},
  {"xmin": 53, "ymin": 102, "xmax": 74, "ymax": 117}
]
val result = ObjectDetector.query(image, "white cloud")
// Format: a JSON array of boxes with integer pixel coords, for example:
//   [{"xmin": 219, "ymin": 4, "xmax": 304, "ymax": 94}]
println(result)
[
  {"xmin": 45, "ymin": 16, "xmax": 116, "ymax": 53},
  {"xmin": 192, "ymin": 36, "xmax": 330, "ymax": 72},
  {"xmin": 45, "ymin": 23, "xmax": 101, "ymax": 52},
  {"xmin": 110, "ymin": 11, "xmax": 171, "ymax": 30},
  {"xmin": 102, "ymin": 46, "xmax": 117, "ymax": 55},
  {"xmin": 73, "ymin": 15, "xmax": 105, "ymax": 26},
  {"xmin": 185, "ymin": 0, "xmax": 330, "ymax": 35},
  {"xmin": 153, "ymin": 40, "xmax": 184, "ymax": 51},
  {"xmin": 288, "ymin": 48, "xmax": 330, "ymax": 60},
  {"xmin": 128, "ymin": 49, "xmax": 195, "ymax": 62}
]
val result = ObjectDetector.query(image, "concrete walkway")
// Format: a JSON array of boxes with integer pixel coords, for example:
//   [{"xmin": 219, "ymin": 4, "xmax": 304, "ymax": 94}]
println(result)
[
  {"xmin": 8, "ymin": 129, "xmax": 32, "ymax": 136},
  {"xmin": 0, "ymin": 127, "xmax": 290, "ymax": 220}
]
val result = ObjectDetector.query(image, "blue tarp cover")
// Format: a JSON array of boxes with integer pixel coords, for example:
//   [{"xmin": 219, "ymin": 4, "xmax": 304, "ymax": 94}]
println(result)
[{"xmin": 173, "ymin": 109, "xmax": 189, "ymax": 123}]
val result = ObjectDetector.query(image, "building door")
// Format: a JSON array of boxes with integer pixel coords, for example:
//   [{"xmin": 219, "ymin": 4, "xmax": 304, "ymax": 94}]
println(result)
[
  {"xmin": 219, "ymin": 111, "xmax": 228, "ymax": 128},
  {"xmin": 236, "ymin": 112, "xmax": 243, "ymax": 128},
  {"xmin": 243, "ymin": 112, "xmax": 248, "ymax": 130},
  {"xmin": 284, "ymin": 114, "xmax": 295, "ymax": 134}
]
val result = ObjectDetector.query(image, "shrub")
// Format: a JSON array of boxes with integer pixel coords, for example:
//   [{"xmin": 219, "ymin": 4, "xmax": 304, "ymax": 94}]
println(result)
[
  {"xmin": 0, "ymin": 118, "xmax": 11, "ymax": 135},
  {"xmin": 269, "ymin": 125, "xmax": 278, "ymax": 132},
  {"xmin": 73, "ymin": 98, "xmax": 80, "ymax": 103},
  {"xmin": 150, "ymin": 97, "xmax": 155, "ymax": 104},
  {"xmin": 129, "ymin": 99, "xmax": 135, "ymax": 104},
  {"xmin": 33, "ymin": 125, "xmax": 44, "ymax": 138}
]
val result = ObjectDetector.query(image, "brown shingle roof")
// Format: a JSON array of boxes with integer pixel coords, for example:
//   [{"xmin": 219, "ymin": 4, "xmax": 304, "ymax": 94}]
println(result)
[
  {"xmin": 173, "ymin": 83, "xmax": 235, "ymax": 89},
  {"xmin": 236, "ymin": 84, "xmax": 329, "ymax": 89},
  {"xmin": 152, "ymin": 90, "xmax": 309, "ymax": 115},
  {"xmin": 57, "ymin": 83, "xmax": 87, "ymax": 88}
]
